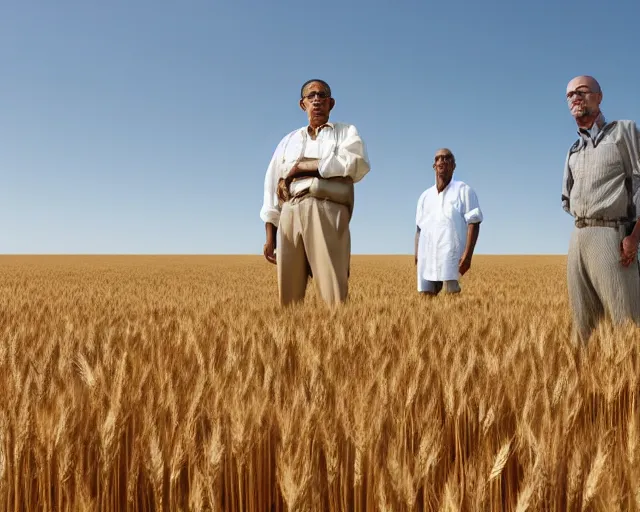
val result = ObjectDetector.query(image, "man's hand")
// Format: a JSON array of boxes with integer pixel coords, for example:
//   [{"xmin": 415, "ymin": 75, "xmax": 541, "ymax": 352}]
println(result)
[
  {"xmin": 286, "ymin": 160, "xmax": 321, "ymax": 185},
  {"xmin": 459, "ymin": 223, "xmax": 479, "ymax": 276},
  {"xmin": 264, "ymin": 222, "xmax": 277, "ymax": 265},
  {"xmin": 263, "ymin": 240, "xmax": 276, "ymax": 265},
  {"xmin": 286, "ymin": 164, "xmax": 301, "ymax": 180},
  {"xmin": 284, "ymin": 165, "xmax": 302, "ymax": 187},
  {"xmin": 458, "ymin": 253, "xmax": 472, "ymax": 276},
  {"xmin": 620, "ymin": 234, "xmax": 639, "ymax": 267}
]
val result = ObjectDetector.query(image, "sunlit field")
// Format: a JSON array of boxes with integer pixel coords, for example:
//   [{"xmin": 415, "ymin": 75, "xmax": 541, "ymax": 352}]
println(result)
[{"xmin": 1, "ymin": 255, "xmax": 640, "ymax": 511}]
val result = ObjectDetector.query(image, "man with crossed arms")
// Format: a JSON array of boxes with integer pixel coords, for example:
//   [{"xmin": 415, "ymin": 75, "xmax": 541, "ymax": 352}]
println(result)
[
  {"xmin": 260, "ymin": 79, "xmax": 370, "ymax": 306},
  {"xmin": 562, "ymin": 75, "xmax": 640, "ymax": 343}
]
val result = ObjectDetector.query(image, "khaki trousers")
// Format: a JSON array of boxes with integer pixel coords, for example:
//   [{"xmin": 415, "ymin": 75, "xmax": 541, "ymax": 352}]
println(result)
[
  {"xmin": 277, "ymin": 196, "xmax": 351, "ymax": 305},
  {"xmin": 567, "ymin": 226, "xmax": 640, "ymax": 343}
]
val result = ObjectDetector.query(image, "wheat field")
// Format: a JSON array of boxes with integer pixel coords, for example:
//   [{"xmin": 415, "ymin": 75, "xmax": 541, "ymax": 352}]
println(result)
[{"xmin": 1, "ymin": 254, "xmax": 639, "ymax": 511}]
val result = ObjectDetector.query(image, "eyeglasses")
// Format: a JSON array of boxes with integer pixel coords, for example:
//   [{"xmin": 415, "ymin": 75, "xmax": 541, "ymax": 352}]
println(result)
[
  {"xmin": 303, "ymin": 91, "xmax": 330, "ymax": 100},
  {"xmin": 566, "ymin": 88, "xmax": 597, "ymax": 101}
]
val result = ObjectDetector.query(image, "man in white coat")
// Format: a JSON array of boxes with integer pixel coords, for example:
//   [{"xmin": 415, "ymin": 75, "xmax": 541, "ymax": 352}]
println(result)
[{"xmin": 414, "ymin": 148, "xmax": 483, "ymax": 295}]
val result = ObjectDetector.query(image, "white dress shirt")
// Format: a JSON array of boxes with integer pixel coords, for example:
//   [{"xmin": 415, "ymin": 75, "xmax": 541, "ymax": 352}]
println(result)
[
  {"xmin": 260, "ymin": 122, "xmax": 370, "ymax": 227},
  {"xmin": 416, "ymin": 179, "xmax": 483, "ymax": 285}
]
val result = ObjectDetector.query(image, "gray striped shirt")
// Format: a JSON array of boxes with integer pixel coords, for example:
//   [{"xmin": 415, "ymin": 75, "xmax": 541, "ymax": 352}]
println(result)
[{"xmin": 562, "ymin": 117, "xmax": 640, "ymax": 221}]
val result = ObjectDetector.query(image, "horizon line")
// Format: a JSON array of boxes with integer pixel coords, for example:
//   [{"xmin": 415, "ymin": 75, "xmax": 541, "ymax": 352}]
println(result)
[{"xmin": 0, "ymin": 253, "xmax": 568, "ymax": 257}]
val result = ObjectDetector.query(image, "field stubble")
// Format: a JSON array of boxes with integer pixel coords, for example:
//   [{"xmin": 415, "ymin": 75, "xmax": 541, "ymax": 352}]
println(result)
[{"xmin": 1, "ymin": 255, "xmax": 640, "ymax": 511}]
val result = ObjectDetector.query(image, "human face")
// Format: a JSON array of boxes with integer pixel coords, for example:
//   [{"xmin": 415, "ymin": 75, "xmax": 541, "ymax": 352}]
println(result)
[
  {"xmin": 433, "ymin": 149, "xmax": 455, "ymax": 183},
  {"xmin": 566, "ymin": 76, "xmax": 602, "ymax": 119},
  {"xmin": 300, "ymin": 81, "xmax": 334, "ymax": 128}
]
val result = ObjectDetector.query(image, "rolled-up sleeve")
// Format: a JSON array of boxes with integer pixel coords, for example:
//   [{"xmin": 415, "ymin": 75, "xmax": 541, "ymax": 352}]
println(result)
[
  {"xmin": 462, "ymin": 185, "xmax": 483, "ymax": 224},
  {"xmin": 318, "ymin": 125, "xmax": 370, "ymax": 183},
  {"xmin": 259, "ymin": 149, "xmax": 282, "ymax": 227}
]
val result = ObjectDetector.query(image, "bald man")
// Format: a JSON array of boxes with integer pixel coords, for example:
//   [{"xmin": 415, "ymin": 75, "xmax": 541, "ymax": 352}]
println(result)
[
  {"xmin": 562, "ymin": 75, "xmax": 640, "ymax": 343},
  {"xmin": 415, "ymin": 148, "xmax": 483, "ymax": 295},
  {"xmin": 260, "ymin": 79, "xmax": 370, "ymax": 306}
]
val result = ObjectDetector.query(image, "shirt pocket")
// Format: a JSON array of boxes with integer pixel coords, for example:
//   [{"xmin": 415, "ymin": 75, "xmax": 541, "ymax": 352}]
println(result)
[
  {"xmin": 442, "ymin": 200, "xmax": 460, "ymax": 220},
  {"xmin": 594, "ymin": 141, "xmax": 625, "ymax": 177}
]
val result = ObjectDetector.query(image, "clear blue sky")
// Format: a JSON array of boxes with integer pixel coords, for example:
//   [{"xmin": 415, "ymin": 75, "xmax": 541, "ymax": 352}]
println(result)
[{"xmin": 2, "ymin": 0, "xmax": 639, "ymax": 255}]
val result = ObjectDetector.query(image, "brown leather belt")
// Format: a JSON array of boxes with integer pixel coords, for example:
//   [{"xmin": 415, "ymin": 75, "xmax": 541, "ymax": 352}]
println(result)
[{"xmin": 575, "ymin": 217, "xmax": 629, "ymax": 229}]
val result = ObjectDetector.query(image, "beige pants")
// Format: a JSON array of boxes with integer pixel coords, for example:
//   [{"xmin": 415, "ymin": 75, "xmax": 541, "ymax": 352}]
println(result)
[{"xmin": 277, "ymin": 196, "xmax": 351, "ymax": 305}]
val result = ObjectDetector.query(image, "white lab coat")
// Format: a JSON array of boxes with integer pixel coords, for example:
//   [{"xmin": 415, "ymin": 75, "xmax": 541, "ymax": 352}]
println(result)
[{"xmin": 416, "ymin": 179, "xmax": 483, "ymax": 288}]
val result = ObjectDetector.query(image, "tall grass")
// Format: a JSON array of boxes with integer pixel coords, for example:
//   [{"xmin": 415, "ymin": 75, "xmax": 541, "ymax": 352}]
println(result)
[{"xmin": 0, "ymin": 255, "xmax": 639, "ymax": 511}]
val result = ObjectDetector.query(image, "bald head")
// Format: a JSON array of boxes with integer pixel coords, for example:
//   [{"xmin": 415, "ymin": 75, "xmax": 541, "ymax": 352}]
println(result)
[
  {"xmin": 567, "ymin": 75, "xmax": 601, "ymax": 95},
  {"xmin": 435, "ymin": 148, "xmax": 455, "ymax": 163},
  {"xmin": 433, "ymin": 148, "xmax": 456, "ymax": 191},
  {"xmin": 566, "ymin": 75, "xmax": 603, "ymax": 124}
]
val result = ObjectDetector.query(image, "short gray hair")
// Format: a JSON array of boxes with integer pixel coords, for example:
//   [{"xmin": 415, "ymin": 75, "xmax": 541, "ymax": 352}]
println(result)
[{"xmin": 300, "ymin": 79, "xmax": 332, "ymax": 98}]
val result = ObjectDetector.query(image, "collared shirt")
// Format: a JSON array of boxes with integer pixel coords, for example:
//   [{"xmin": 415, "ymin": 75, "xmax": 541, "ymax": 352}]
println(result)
[
  {"xmin": 562, "ymin": 115, "xmax": 640, "ymax": 221},
  {"xmin": 416, "ymin": 179, "xmax": 483, "ymax": 282},
  {"xmin": 579, "ymin": 112, "xmax": 607, "ymax": 142},
  {"xmin": 260, "ymin": 122, "xmax": 370, "ymax": 227}
]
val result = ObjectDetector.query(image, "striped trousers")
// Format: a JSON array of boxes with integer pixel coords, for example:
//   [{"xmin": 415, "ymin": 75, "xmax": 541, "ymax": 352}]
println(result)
[{"xmin": 567, "ymin": 225, "xmax": 640, "ymax": 343}]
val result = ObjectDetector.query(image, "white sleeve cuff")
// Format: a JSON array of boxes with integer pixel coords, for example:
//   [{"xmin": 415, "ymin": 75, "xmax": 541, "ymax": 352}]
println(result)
[
  {"xmin": 464, "ymin": 208, "xmax": 483, "ymax": 224},
  {"xmin": 260, "ymin": 209, "xmax": 280, "ymax": 227}
]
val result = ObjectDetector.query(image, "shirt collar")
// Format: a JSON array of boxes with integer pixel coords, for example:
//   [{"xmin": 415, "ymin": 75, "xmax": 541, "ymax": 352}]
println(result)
[
  {"xmin": 301, "ymin": 122, "xmax": 334, "ymax": 137},
  {"xmin": 436, "ymin": 178, "xmax": 455, "ymax": 194},
  {"xmin": 578, "ymin": 112, "xmax": 606, "ymax": 141}
]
